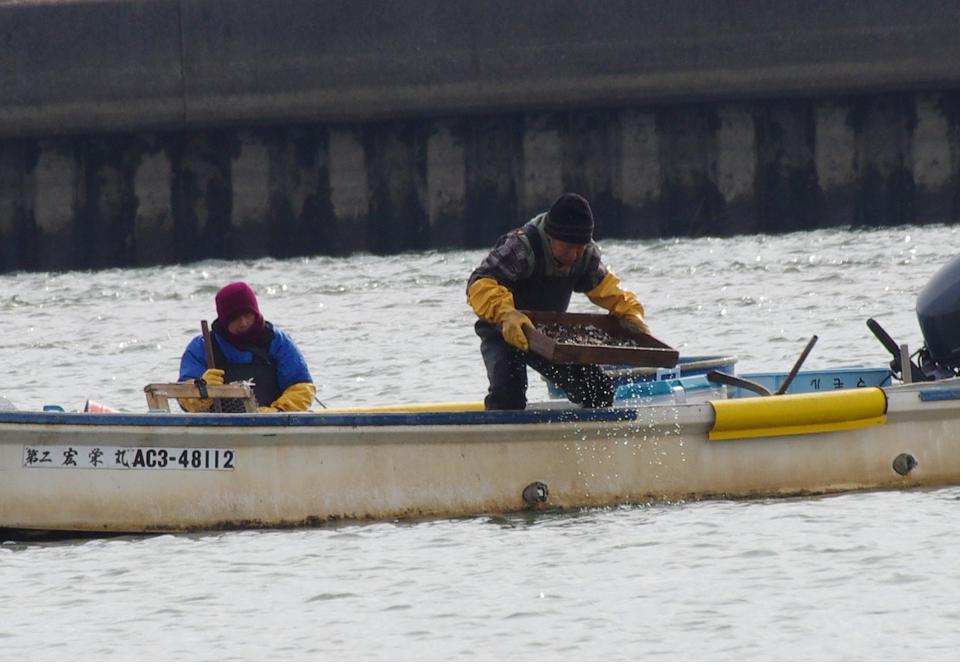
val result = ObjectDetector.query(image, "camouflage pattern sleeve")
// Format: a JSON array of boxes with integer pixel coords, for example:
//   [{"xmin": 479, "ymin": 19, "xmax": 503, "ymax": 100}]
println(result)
[
  {"xmin": 467, "ymin": 228, "xmax": 536, "ymax": 290},
  {"xmin": 573, "ymin": 241, "xmax": 608, "ymax": 293}
]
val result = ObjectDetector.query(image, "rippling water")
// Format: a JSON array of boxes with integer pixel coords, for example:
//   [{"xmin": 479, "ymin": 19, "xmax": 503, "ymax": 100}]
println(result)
[{"xmin": 0, "ymin": 224, "xmax": 959, "ymax": 659}]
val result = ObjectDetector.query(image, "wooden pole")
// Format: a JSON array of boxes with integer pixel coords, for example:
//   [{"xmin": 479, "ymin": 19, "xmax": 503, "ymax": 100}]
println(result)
[
  {"xmin": 201, "ymin": 320, "xmax": 222, "ymax": 412},
  {"xmin": 776, "ymin": 335, "xmax": 818, "ymax": 395}
]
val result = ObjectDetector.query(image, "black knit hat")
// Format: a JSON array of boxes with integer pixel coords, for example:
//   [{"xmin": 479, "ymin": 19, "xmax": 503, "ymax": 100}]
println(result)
[{"xmin": 545, "ymin": 193, "xmax": 594, "ymax": 244}]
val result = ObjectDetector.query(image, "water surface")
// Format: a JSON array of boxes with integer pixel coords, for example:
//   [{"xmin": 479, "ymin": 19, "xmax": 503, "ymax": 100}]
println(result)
[{"xmin": 0, "ymin": 224, "xmax": 959, "ymax": 660}]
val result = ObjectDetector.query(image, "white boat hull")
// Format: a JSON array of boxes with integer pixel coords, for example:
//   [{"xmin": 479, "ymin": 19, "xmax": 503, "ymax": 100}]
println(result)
[{"xmin": 0, "ymin": 380, "xmax": 958, "ymax": 533}]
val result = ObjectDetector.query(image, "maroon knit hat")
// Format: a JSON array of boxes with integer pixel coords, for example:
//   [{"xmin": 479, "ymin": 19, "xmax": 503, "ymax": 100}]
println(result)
[{"xmin": 215, "ymin": 281, "xmax": 264, "ymax": 345}]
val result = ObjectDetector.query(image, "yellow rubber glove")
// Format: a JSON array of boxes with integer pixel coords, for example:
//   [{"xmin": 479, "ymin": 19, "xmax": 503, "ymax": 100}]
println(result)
[
  {"xmin": 586, "ymin": 271, "xmax": 650, "ymax": 335},
  {"xmin": 501, "ymin": 309, "xmax": 533, "ymax": 351},
  {"xmin": 468, "ymin": 278, "xmax": 533, "ymax": 351},
  {"xmin": 177, "ymin": 368, "xmax": 224, "ymax": 412},
  {"xmin": 263, "ymin": 382, "xmax": 316, "ymax": 412},
  {"xmin": 467, "ymin": 278, "xmax": 517, "ymax": 323},
  {"xmin": 201, "ymin": 368, "xmax": 225, "ymax": 385}
]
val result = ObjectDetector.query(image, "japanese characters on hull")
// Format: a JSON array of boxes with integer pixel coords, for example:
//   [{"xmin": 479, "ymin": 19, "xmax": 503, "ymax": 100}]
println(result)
[{"xmin": 23, "ymin": 446, "xmax": 236, "ymax": 471}]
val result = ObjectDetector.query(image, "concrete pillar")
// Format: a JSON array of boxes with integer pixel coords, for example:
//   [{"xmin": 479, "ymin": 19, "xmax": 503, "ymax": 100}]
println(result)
[
  {"xmin": 814, "ymin": 100, "xmax": 857, "ymax": 226},
  {"xmin": 0, "ymin": 140, "xmax": 38, "ymax": 271},
  {"xmin": 132, "ymin": 137, "xmax": 175, "ymax": 265},
  {"xmin": 32, "ymin": 140, "xmax": 79, "ymax": 269},
  {"xmin": 753, "ymin": 101, "xmax": 821, "ymax": 233},
  {"xmin": 851, "ymin": 94, "xmax": 915, "ymax": 226},
  {"xmin": 563, "ymin": 111, "xmax": 621, "ymax": 238},
  {"xmin": 521, "ymin": 113, "xmax": 563, "ymax": 221},
  {"xmin": 231, "ymin": 131, "xmax": 270, "ymax": 258},
  {"xmin": 169, "ymin": 131, "xmax": 235, "ymax": 262},
  {"xmin": 716, "ymin": 104, "xmax": 756, "ymax": 235},
  {"xmin": 327, "ymin": 127, "xmax": 368, "ymax": 255},
  {"xmin": 264, "ymin": 126, "xmax": 329, "ymax": 258},
  {"xmin": 912, "ymin": 92, "xmax": 958, "ymax": 223},
  {"xmin": 615, "ymin": 109, "xmax": 660, "ymax": 237},
  {"xmin": 364, "ymin": 121, "xmax": 428, "ymax": 254},
  {"xmin": 74, "ymin": 135, "xmax": 143, "ymax": 269},
  {"xmin": 465, "ymin": 116, "xmax": 521, "ymax": 247},
  {"xmin": 0, "ymin": 145, "xmax": 19, "ymax": 271},
  {"xmin": 657, "ymin": 106, "xmax": 725, "ymax": 237},
  {"xmin": 305, "ymin": 129, "xmax": 336, "ymax": 258},
  {"xmin": 426, "ymin": 119, "xmax": 467, "ymax": 248}
]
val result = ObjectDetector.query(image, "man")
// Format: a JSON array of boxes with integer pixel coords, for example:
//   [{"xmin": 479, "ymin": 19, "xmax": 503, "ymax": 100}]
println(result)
[
  {"xmin": 467, "ymin": 193, "xmax": 650, "ymax": 410},
  {"xmin": 178, "ymin": 281, "xmax": 316, "ymax": 413}
]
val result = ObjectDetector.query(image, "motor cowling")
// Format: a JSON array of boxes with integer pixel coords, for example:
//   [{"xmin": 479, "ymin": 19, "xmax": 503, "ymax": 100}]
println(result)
[{"xmin": 916, "ymin": 255, "xmax": 960, "ymax": 378}]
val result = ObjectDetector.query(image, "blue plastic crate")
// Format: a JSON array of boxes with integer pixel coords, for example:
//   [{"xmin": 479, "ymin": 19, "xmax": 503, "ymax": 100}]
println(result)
[{"xmin": 614, "ymin": 374, "xmax": 727, "ymax": 404}]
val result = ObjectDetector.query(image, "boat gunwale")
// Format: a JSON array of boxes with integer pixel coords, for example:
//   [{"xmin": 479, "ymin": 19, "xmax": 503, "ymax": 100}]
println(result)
[
  {"xmin": 0, "ymin": 378, "xmax": 956, "ymax": 429},
  {"xmin": 0, "ymin": 407, "xmax": 642, "ymax": 428}
]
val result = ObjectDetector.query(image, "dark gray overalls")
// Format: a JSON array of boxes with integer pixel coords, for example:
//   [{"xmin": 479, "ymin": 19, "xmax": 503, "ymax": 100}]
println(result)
[{"xmin": 209, "ymin": 320, "xmax": 283, "ymax": 412}]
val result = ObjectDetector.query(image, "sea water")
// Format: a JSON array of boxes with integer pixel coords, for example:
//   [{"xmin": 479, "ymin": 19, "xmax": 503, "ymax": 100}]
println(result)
[{"xmin": 0, "ymin": 224, "xmax": 959, "ymax": 660}]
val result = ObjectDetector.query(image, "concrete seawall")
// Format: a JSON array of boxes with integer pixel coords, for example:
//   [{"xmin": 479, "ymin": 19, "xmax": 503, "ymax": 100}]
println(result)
[{"xmin": 0, "ymin": 0, "xmax": 958, "ymax": 271}]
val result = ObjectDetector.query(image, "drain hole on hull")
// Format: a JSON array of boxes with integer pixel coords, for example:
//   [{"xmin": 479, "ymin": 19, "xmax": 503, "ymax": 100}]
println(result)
[
  {"xmin": 522, "ymin": 481, "xmax": 549, "ymax": 507},
  {"xmin": 892, "ymin": 453, "xmax": 918, "ymax": 476}
]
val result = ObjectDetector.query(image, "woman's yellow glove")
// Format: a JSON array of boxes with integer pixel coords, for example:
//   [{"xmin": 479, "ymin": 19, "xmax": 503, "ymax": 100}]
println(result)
[
  {"xmin": 201, "ymin": 368, "xmax": 225, "ymax": 385},
  {"xmin": 500, "ymin": 309, "xmax": 533, "ymax": 351},
  {"xmin": 262, "ymin": 382, "xmax": 316, "ymax": 412},
  {"xmin": 177, "ymin": 368, "xmax": 225, "ymax": 412}
]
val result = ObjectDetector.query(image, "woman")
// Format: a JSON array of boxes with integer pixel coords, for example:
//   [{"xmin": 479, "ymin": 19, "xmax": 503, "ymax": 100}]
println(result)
[{"xmin": 178, "ymin": 281, "xmax": 316, "ymax": 413}]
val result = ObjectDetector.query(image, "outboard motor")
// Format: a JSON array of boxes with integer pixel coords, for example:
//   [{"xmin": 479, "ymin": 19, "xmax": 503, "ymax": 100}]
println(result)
[
  {"xmin": 867, "ymin": 255, "xmax": 960, "ymax": 382},
  {"xmin": 915, "ymin": 255, "xmax": 960, "ymax": 378}
]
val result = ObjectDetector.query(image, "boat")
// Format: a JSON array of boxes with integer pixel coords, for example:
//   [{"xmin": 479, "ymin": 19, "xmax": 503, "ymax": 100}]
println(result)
[
  {"xmin": 0, "ymin": 376, "xmax": 957, "ymax": 535},
  {"xmin": 0, "ymin": 258, "xmax": 958, "ymax": 536}
]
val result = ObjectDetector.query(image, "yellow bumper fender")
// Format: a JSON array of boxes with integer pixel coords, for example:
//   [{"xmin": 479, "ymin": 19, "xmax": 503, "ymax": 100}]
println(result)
[{"xmin": 709, "ymin": 388, "xmax": 887, "ymax": 441}]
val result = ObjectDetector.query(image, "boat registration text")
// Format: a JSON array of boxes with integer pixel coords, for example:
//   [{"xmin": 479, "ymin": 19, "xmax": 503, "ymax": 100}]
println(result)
[{"xmin": 22, "ymin": 445, "xmax": 235, "ymax": 471}]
